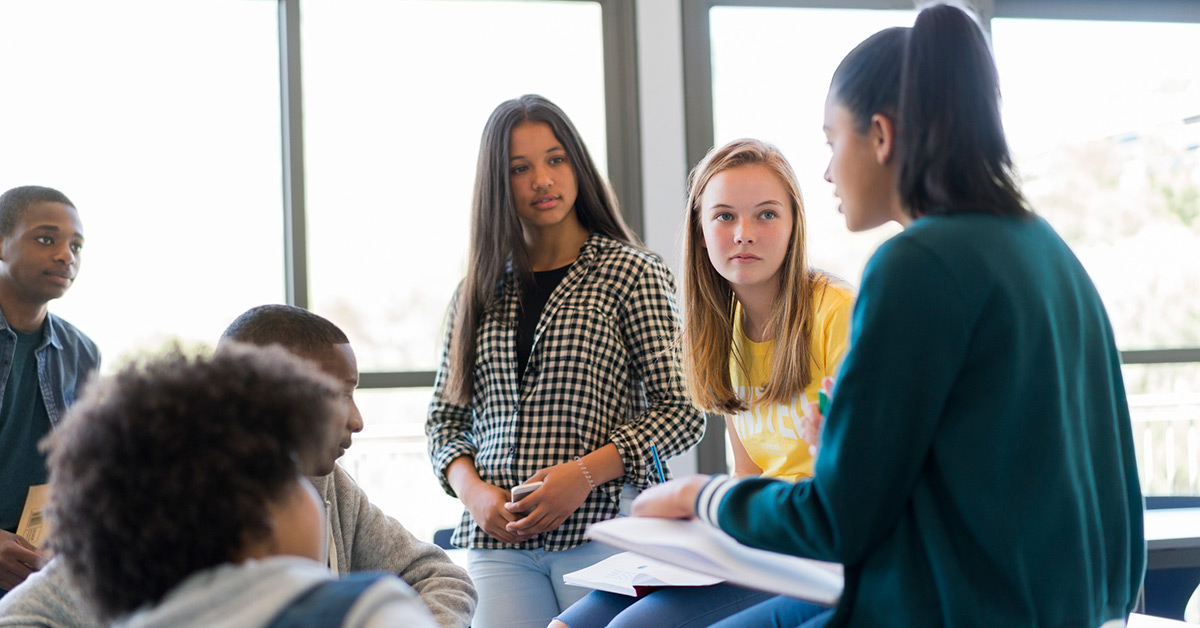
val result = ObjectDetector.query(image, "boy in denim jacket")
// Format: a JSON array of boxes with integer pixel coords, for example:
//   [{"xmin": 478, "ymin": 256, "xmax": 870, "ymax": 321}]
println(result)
[{"xmin": 0, "ymin": 186, "xmax": 99, "ymax": 596}]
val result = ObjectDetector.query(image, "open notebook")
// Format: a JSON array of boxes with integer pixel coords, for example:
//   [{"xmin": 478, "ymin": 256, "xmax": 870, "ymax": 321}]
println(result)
[
  {"xmin": 563, "ymin": 551, "xmax": 723, "ymax": 596},
  {"xmin": 584, "ymin": 517, "xmax": 843, "ymax": 605}
]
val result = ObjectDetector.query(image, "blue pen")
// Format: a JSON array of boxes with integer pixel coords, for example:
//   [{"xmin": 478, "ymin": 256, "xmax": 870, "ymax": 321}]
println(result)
[{"xmin": 650, "ymin": 440, "xmax": 666, "ymax": 483}]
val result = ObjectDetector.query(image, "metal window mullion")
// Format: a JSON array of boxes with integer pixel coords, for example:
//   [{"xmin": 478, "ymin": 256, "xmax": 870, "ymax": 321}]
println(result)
[
  {"xmin": 601, "ymin": 0, "xmax": 644, "ymax": 238},
  {"xmin": 681, "ymin": 0, "xmax": 716, "ymax": 176},
  {"xmin": 279, "ymin": 0, "xmax": 310, "ymax": 309},
  {"xmin": 1122, "ymin": 349, "xmax": 1200, "ymax": 365},
  {"xmin": 994, "ymin": 0, "xmax": 1200, "ymax": 22},
  {"xmin": 359, "ymin": 372, "xmax": 438, "ymax": 389}
]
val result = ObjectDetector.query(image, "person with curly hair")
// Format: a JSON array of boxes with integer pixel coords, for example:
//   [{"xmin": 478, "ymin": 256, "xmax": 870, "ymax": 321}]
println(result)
[
  {"xmin": 0, "ymin": 305, "xmax": 477, "ymax": 627},
  {"xmin": 38, "ymin": 345, "xmax": 439, "ymax": 627}
]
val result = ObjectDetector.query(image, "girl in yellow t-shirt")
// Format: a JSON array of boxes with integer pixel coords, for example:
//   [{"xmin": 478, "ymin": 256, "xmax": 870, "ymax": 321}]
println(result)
[
  {"xmin": 727, "ymin": 291, "xmax": 850, "ymax": 481},
  {"xmin": 685, "ymin": 138, "xmax": 853, "ymax": 482},
  {"xmin": 553, "ymin": 138, "xmax": 852, "ymax": 628}
]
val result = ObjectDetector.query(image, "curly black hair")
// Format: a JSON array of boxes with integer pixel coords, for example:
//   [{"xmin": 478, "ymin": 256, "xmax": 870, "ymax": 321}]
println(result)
[{"xmin": 44, "ymin": 343, "xmax": 340, "ymax": 620}]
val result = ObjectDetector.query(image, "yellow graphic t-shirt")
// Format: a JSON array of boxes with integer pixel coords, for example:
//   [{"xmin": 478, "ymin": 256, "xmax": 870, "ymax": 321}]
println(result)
[{"xmin": 728, "ymin": 281, "xmax": 854, "ymax": 482}]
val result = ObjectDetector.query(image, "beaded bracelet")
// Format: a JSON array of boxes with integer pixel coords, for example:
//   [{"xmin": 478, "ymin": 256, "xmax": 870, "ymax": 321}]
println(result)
[{"xmin": 574, "ymin": 456, "xmax": 596, "ymax": 491}]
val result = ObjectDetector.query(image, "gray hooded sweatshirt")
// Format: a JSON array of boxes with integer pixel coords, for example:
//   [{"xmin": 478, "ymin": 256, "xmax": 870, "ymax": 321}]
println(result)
[
  {"xmin": 114, "ymin": 556, "xmax": 436, "ymax": 627},
  {"xmin": 0, "ymin": 466, "xmax": 475, "ymax": 627}
]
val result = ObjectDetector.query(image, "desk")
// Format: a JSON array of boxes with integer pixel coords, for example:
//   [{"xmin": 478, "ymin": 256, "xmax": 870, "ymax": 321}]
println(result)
[
  {"xmin": 1145, "ymin": 507, "xmax": 1200, "ymax": 570},
  {"xmin": 1129, "ymin": 612, "xmax": 1190, "ymax": 626}
]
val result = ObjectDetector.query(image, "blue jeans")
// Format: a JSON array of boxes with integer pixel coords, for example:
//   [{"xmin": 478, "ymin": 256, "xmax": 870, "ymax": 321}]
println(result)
[
  {"xmin": 556, "ymin": 582, "xmax": 776, "ymax": 628},
  {"xmin": 467, "ymin": 542, "xmax": 622, "ymax": 628},
  {"xmin": 709, "ymin": 595, "xmax": 833, "ymax": 628}
]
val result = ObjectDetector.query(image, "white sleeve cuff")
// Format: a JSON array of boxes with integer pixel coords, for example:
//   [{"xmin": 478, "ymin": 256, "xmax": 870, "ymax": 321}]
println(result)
[{"xmin": 695, "ymin": 474, "xmax": 738, "ymax": 526}]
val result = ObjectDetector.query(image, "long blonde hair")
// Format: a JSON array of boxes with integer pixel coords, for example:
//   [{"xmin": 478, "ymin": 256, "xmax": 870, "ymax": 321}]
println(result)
[{"xmin": 681, "ymin": 138, "xmax": 830, "ymax": 413}]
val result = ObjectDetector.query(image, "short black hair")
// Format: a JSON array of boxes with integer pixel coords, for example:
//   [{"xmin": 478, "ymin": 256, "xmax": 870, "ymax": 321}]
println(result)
[
  {"xmin": 45, "ymin": 344, "xmax": 340, "ymax": 620},
  {"xmin": 221, "ymin": 304, "xmax": 349, "ymax": 358},
  {"xmin": 0, "ymin": 185, "xmax": 76, "ymax": 237}
]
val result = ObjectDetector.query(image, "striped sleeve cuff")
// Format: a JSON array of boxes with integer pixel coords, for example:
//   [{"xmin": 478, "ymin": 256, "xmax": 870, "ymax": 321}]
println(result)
[{"xmin": 695, "ymin": 474, "xmax": 738, "ymax": 527}]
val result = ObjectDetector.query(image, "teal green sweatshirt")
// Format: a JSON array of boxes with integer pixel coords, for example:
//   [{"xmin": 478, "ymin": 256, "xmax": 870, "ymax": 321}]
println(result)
[{"xmin": 704, "ymin": 214, "xmax": 1144, "ymax": 627}]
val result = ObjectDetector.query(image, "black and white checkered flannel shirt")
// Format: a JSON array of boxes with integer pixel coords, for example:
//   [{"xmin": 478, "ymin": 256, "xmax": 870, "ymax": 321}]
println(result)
[{"xmin": 427, "ymin": 232, "xmax": 706, "ymax": 550}]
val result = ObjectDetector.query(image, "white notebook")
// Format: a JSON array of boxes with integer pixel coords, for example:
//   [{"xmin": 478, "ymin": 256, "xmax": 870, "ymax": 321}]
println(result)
[
  {"xmin": 563, "ymin": 551, "xmax": 723, "ymax": 596},
  {"xmin": 585, "ymin": 516, "xmax": 843, "ymax": 605}
]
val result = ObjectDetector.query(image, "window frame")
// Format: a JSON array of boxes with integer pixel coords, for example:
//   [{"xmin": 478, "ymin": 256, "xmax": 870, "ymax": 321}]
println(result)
[{"xmin": 275, "ymin": 0, "xmax": 642, "ymax": 389}]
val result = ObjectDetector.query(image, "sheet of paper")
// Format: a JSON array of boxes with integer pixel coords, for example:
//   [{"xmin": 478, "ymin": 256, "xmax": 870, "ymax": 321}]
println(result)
[
  {"xmin": 586, "ymin": 516, "xmax": 843, "ymax": 605},
  {"xmin": 16, "ymin": 484, "xmax": 50, "ymax": 549},
  {"xmin": 564, "ymin": 551, "xmax": 722, "ymax": 596}
]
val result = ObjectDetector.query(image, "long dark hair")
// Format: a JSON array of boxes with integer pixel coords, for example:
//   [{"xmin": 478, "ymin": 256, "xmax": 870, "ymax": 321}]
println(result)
[
  {"xmin": 830, "ymin": 4, "xmax": 1028, "ymax": 219},
  {"xmin": 445, "ymin": 94, "xmax": 639, "ymax": 403}
]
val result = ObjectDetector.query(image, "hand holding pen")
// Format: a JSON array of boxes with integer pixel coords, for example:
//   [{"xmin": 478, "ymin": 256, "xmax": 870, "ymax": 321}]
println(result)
[{"xmin": 650, "ymin": 439, "xmax": 666, "ymax": 484}]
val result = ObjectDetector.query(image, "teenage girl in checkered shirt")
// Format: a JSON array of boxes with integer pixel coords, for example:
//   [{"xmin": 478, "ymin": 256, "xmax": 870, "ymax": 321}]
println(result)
[{"xmin": 426, "ymin": 94, "xmax": 704, "ymax": 628}]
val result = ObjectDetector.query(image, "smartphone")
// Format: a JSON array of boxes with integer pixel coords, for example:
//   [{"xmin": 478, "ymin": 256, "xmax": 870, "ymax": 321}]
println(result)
[{"xmin": 510, "ymin": 480, "xmax": 544, "ymax": 502}]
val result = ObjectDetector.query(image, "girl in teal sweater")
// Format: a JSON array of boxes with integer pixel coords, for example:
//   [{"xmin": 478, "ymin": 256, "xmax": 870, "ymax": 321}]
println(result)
[{"xmin": 631, "ymin": 5, "xmax": 1144, "ymax": 627}]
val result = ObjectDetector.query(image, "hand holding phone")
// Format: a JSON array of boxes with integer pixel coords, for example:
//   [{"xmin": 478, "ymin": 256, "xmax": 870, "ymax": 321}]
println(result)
[{"xmin": 510, "ymin": 480, "xmax": 544, "ymax": 502}]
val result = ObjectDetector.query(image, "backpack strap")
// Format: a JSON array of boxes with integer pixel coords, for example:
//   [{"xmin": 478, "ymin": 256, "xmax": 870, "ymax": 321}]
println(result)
[{"xmin": 266, "ymin": 571, "xmax": 392, "ymax": 628}]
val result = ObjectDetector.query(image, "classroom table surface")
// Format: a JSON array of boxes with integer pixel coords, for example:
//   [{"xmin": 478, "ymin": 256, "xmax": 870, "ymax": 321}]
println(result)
[
  {"xmin": 1128, "ymin": 611, "xmax": 1191, "ymax": 626},
  {"xmin": 1144, "ymin": 507, "xmax": 1200, "ymax": 570}
]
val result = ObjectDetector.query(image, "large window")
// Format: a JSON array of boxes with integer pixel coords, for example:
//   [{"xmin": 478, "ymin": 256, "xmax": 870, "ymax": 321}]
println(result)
[
  {"xmin": 336, "ymin": 387, "xmax": 457, "ymax": 543},
  {"xmin": 0, "ymin": 0, "xmax": 624, "ymax": 544},
  {"xmin": 7, "ymin": 0, "xmax": 1193, "ymax": 549},
  {"xmin": 0, "ymin": 0, "xmax": 285, "ymax": 363},
  {"xmin": 688, "ymin": 1, "xmax": 1200, "ymax": 495},
  {"xmin": 301, "ymin": 0, "xmax": 609, "ymax": 373},
  {"xmin": 709, "ymin": 6, "xmax": 912, "ymax": 284},
  {"xmin": 993, "ymin": 17, "xmax": 1200, "ymax": 494},
  {"xmin": 300, "ymin": 0, "xmax": 613, "ymax": 540}
]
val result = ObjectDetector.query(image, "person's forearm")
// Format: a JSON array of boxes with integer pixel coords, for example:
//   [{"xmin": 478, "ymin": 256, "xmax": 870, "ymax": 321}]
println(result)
[
  {"xmin": 445, "ymin": 456, "xmax": 484, "ymax": 496},
  {"xmin": 579, "ymin": 443, "xmax": 625, "ymax": 485},
  {"xmin": 727, "ymin": 422, "xmax": 763, "ymax": 477},
  {"xmin": 630, "ymin": 474, "xmax": 712, "ymax": 520}
]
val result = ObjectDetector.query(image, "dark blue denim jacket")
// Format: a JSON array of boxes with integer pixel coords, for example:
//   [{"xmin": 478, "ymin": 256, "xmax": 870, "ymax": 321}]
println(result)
[{"xmin": 0, "ymin": 308, "xmax": 100, "ymax": 427}]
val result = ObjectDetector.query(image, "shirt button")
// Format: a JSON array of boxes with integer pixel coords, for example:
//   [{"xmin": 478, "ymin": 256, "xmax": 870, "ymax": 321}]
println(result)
[{"xmin": 509, "ymin": 446, "xmax": 516, "ymax": 454}]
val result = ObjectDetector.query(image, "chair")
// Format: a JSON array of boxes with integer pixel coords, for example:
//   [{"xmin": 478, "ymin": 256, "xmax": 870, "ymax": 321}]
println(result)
[{"xmin": 433, "ymin": 527, "xmax": 455, "ymax": 550}]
